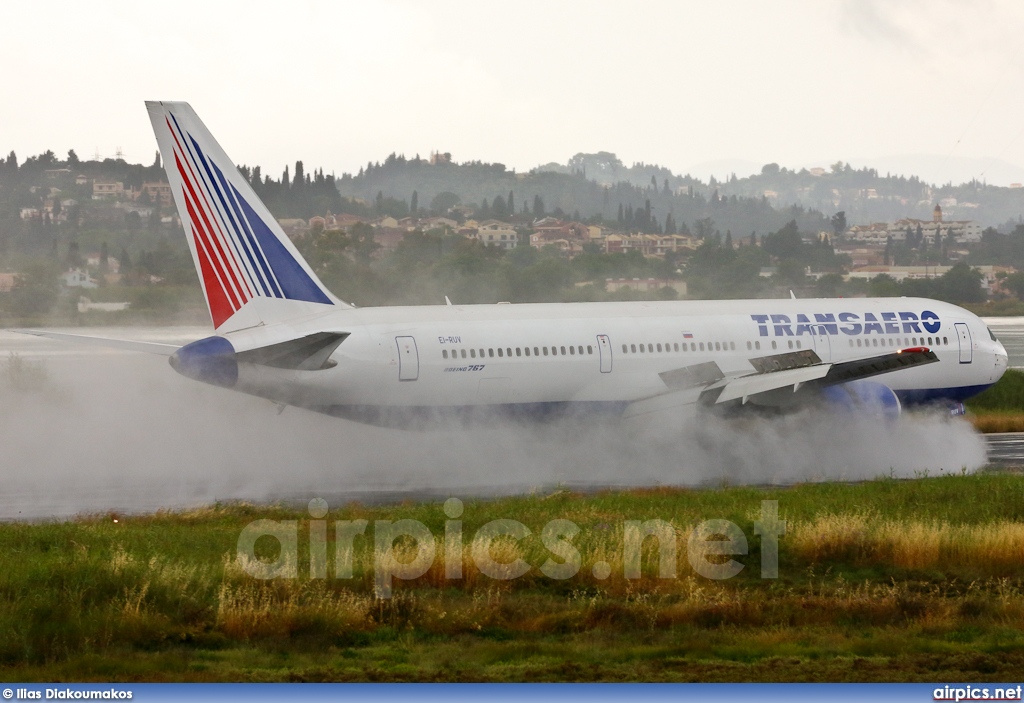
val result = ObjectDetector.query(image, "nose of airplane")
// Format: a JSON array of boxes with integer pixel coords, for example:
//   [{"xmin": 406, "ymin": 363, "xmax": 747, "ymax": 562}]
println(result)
[{"xmin": 995, "ymin": 339, "xmax": 1009, "ymax": 372}]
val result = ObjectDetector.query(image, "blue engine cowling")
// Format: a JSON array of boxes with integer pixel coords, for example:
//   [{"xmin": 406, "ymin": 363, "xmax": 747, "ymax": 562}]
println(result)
[{"xmin": 819, "ymin": 380, "xmax": 901, "ymax": 421}]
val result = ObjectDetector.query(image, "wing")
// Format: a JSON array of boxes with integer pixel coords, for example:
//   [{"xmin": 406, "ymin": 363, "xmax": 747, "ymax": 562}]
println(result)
[
  {"xmin": 623, "ymin": 347, "xmax": 938, "ymax": 420},
  {"xmin": 11, "ymin": 329, "xmax": 182, "ymax": 356}
]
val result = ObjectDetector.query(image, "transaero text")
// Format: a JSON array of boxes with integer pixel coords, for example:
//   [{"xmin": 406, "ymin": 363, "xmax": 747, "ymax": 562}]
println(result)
[{"xmin": 751, "ymin": 311, "xmax": 941, "ymax": 337}]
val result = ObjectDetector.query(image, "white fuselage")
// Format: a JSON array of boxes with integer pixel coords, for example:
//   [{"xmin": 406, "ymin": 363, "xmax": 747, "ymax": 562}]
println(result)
[{"xmin": 219, "ymin": 297, "xmax": 1007, "ymax": 425}]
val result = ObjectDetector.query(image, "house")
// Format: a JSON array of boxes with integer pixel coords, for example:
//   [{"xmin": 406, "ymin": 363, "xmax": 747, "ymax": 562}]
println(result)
[
  {"xmin": 78, "ymin": 297, "xmax": 130, "ymax": 313},
  {"xmin": 605, "ymin": 278, "xmax": 688, "ymax": 295},
  {"xmin": 131, "ymin": 181, "xmax": 173, "ymax": 207},
  {"xmin": 419, "ymin": 217, "xmax": 457, "ymax": 232},
  {"xmin": 277, "ymin": 219, "xmax": 308, "ymax": 237},
  {"xmin": 92, "ymin": 181, "xmax": 124, "ymax": 200},
  {"xmin": 475, "ymin": 220, "xmax": 518, "ymax": 249},
  {"xmin": 61, "ymin": 269, "xmax": 98, "ymax": 289},
  {"xmin": 85, "ymin": 254, "xmax": 120, "ymax": 273}
]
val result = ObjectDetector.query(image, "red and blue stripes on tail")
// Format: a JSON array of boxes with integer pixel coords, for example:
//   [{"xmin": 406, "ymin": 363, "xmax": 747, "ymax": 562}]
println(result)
[{"xmin": 146, "ymin": 101, "xmax": 340, "ymax": 331}]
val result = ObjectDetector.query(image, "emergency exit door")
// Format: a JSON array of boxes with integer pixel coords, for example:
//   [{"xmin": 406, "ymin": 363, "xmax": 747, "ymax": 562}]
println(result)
[
  {"xmin": 396, "ymin": 336, "xmax": 419, "ymax": 380},
  {"xmin": 597, "ymin": 334, "xmax": 612, "ymax": 373}
]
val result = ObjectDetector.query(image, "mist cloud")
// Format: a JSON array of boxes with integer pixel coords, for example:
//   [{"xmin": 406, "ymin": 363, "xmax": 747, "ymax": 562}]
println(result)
[{"xmin": 0, "ymin": 343, "xmax": 987, "ymax": 519}]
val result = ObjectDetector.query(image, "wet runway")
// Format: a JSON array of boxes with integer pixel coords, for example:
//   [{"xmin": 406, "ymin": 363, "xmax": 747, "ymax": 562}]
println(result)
[{"xmin": 983, "ymin": 433, "xmax": 1024, "ymax": 467}]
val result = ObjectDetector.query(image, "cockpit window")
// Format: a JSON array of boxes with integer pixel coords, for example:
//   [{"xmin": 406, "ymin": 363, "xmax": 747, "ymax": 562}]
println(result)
[{"xmin": 989, "ymin": 327, "xmax": 998, "ymax": 341}]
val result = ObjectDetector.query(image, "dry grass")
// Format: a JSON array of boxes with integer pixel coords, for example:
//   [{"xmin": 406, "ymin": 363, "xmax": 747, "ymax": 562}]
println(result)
[
  {"xmin": 969, "ymin": 412, "xmax": 1024, "ymax": 433},
  {"xmin": 790, "ymin": 514, "xmax": 1024, "ymax": 571}
]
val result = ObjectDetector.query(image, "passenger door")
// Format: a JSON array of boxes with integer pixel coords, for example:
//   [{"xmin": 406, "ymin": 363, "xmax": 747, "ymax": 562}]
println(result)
[
  {"xmin": 396, "ymin": 336, "xmax": 419, "ymax": 380},
  {"xmin": 955, "ymin": 322, "xmax": 972, "ymax": 364}
]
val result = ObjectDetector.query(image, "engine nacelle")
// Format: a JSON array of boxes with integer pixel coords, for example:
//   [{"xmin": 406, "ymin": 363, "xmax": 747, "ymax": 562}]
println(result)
[{"xmin": 819, "ymin": 380, "xmax": 901, "ymax": 421}]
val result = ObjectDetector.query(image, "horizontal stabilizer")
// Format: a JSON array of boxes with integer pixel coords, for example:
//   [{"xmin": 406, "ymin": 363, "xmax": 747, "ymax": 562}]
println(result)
[{"xmin": 12, "ymin": 329, "xmax": 181, "ymax": 356}]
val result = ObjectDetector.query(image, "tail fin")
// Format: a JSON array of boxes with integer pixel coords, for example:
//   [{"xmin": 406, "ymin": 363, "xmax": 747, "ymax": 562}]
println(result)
[{"xmin": 146, "ymin": 101, "xmax": 345, "ymax": 333}]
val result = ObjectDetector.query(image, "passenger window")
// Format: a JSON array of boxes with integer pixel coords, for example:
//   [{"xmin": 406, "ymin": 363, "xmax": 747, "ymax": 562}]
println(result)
[{"xmin": 442, "ymin": 350, "xmax": 449, "ymax": 359}]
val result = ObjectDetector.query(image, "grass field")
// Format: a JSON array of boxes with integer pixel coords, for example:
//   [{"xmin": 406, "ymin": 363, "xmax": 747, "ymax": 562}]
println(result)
[
  {"xmin": 2, "ymin": 473, "xmax": 1024, "ymax": 682},
  {"xmin": 966, "ymin": 368, "xmax": 1024, "ymax": 432}
]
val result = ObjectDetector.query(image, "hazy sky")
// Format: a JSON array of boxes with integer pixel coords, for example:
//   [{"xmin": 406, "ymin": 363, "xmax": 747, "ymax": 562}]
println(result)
[{"xmin": 4, "ymin": 0, "xmax": 1024, "ymax": 184}]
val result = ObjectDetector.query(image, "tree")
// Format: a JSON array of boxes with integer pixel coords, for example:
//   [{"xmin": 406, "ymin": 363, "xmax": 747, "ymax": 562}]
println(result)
[
  {"xmin": 762, "ymin": 220, "xmax": 802, "ymax": 259},
  {"xmin": 492, "ymin": 194, "xmax": 507, "ymax": 218},
  {"xmin": 939, "ymin": 263, "xmax": 985, "ymax": 304},
  {"xmin": 1003, "ymin": 271, "xmax": 1024, "ymax": 299},
  {"xmin": 430, "ymin": 191, "xmax": 460, "ymax": 213},
  {"xmin": 830, "ymin": 211, "xmax": 847, "ymax": 238},
  {"xmin": 533, "ymin": 195, "xmax": 545, "ymax": 217},
  {"xmin": 868, "ymin": 274, "xmax": 901, "ymax": 297},
  {"xmin": 7, "ymin": 260, "xmax": 60, "ymax": 317}
]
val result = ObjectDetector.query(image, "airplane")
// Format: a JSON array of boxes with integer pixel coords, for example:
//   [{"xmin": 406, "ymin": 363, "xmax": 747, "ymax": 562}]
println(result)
[{"xmin": 20, "ymin": 101, "xmax": 1010, "ymax": 430}]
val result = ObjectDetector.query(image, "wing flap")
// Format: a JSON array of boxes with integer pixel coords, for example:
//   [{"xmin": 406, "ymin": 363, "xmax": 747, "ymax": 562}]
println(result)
[
  {"xmin": 822, "ymin": 348, "xmax": 938, "ymax": 386},
  {"xmin": 712, "ymin": 364, "xmax": 832, "ymax": 404}
]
